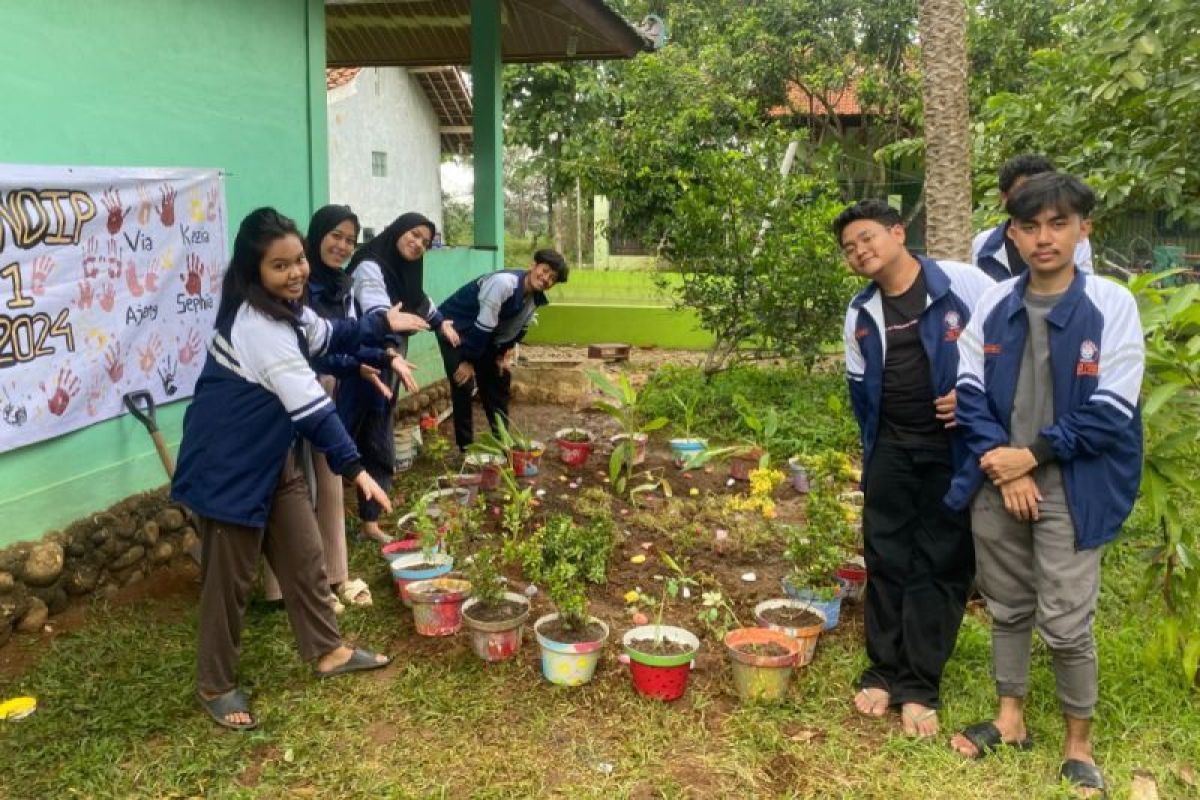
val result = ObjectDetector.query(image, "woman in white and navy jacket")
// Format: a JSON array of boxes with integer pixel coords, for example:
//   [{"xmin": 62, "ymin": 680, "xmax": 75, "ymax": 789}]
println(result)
[{"xmin": 172, "ymin": 208, "xmax": 426, "ymax": 731}]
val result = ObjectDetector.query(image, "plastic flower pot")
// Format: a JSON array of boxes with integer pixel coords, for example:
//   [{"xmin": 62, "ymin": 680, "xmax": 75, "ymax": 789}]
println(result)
[
  {"xmin": 835, "ymin": 558, "xmax": 868, "ymax": 603},
  {"xmin": 753, "ymin": 599, "xmax": 826, "ymax": 667},
  {"xmin": 730, "ymin": 449, "xmax": 764, "ymax": 481},
  {"xmin": 780, "ymin": 576, "xmax": 844, "ymax": 631},
  {"xmin": 610, "ymin": 433, "xmax": 648, "ymax": 466},
  {"xmin": 462, "ymin": 592, "xmax": 531, "ymax": 662},
  {"xmin": 420, "ymin": 486, "xmax": 471, "ymax": 508},
  {"xmin": 509, "ymin": 440, "xmax": 545, "ymax": 478},
  {"xmin": 380, "ymin": 509, "xmax": 444, "ymax": 558},
  {"xmin": 724, "ymin": 627, "xmax": 801, "ymax": 703},
  {"xmin": 533, "ymin": 613, "xmax": 609, "ymax": 687},
  {"xmin": 786, "ymin": 456, "xmax": 810, "ymax": 494},
  {"xmin": 464, "ymin": 453, "xmax": 503, "ymax": 490},
  {"xmin": 436, "ymin": 473, "xmax": 482, "ymax": 504},
  {"xmin": 406, "ymin": 577, "xmax": 472, "ymax": 636},
  {"xmin": 389, "ymin": 552, "xmax": 453, "ymax": 606},
  {"xmin": 555, "ymin": 428, "xmax": 595, "ymax": 467},
  {"xmin": 622, "ymin": 625, "xmax": 700, "ymax": 701},
  {"xmin": 668, "ymin": 438, "xmax": 708, "ymax": 469}
]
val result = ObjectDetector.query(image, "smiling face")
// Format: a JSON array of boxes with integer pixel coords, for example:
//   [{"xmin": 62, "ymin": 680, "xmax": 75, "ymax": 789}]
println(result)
[
  {"xmin": 396, "ymin": 224, "xmax": 433, "ymax": 261},
  {"xmin": 839, "ymin": 219, "xmax": 907, "ymax": 280},
  {"xmin": 526, "ymin": 262, "xmax": 559, "ymax": 292},
  {"xmin": 259, "ymin": 233, "xmax": 309, "ymax": 302},
  {"xmin": 319, "ymin": 220, "xmax": 358, "ymax": 268},
  {"xmin": 1006, "ymin": 206, "xmax": 1091, "ymax": 278}
]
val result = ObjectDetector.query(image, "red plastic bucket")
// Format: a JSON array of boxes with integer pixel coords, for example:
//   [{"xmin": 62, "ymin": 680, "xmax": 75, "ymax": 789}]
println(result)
[
  {"xmin": 622, "ymin": 625, "xmax": 700, "ymax": 702},
  {"xmin": 407, "ymin": 578, "xmax": 472, "ymax": 636},
  {"xmin": 555, "ymin": 428, "xmax": 595, "ymax": 467},
  {"xmin": 509, "ymin": 442, "xmax": 544, "ymax": 477}
]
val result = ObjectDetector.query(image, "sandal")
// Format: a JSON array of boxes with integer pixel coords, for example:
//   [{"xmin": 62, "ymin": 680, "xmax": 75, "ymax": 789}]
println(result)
[
  {"xmin": 338, "ymin": 578, "xmax": 373, "ymax": 608},
  {"xmin": 197, "ymin": 688, "xmax": 258, "ymax": 731},
  {"xmin": 1059, "ymin": 759, "xmax": 1106, "ymax": 798},
  {"xmin": 952, "ymin": 721, "xmax": 1034, "ymax": 759},
  {"xmin": 314, "ymin": 647, "xmax": 391, "ymax": 680},
  {"xmin": 901, "ymin": 703, "xmax": 939, "ymax": 738},
  {"xmin": 854, "ymin": 687, "xmax": 890, "ymax": 718}
]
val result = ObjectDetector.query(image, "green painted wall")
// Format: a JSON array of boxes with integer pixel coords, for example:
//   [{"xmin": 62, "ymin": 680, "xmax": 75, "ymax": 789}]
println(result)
[
  {"xmin": 0, "ymin": 0, "xmax": 328, "ymax": 546},
  {"xmin": 410, "ymin": 247, "xmax": 497, "ymax": 380}
]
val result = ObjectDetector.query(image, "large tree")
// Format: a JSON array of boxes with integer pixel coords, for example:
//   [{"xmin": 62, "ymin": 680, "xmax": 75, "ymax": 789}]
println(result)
[{"xmin": 918, "ymin": 0, "xmax": 972, "ymax": 260}]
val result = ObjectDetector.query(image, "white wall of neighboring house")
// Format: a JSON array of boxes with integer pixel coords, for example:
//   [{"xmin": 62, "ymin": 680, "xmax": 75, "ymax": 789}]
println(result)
[{"xmin": 328, "ymin": 68, "xmax": 444, "ymax": 240}]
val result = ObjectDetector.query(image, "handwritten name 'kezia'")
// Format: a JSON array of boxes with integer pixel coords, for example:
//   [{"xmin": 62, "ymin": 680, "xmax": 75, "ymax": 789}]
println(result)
[
  {"xmin": 179, "ymin": 224, "xmax": 210, "ymax": 245},
  {"xmin": 176, "ymin": 293, "xmax": 214, "ymax": 315}
]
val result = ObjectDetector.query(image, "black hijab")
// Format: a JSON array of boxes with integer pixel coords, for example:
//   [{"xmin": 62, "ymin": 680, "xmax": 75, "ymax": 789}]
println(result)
[
  {"xmin": 305, "ymin": 204, "xmax": 359, "ymax": 317},
  {"xmin": 346, "ymin": 212, "xmax": 437, "ymax": 312}
]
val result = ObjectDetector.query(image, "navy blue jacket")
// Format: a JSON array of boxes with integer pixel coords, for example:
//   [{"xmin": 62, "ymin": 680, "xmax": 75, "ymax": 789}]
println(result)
[
  {"xmin": 945, "ymin": 270, "xmax": 1144, "ymax": 549},
  {"xmin": 844, "ymin": 257, "xmax": 995, "ymax": 473},
  {"xmin": 439, "ymin": 270, "xmax": 548, "ymax": 361},
  {"xmin": 172, "ymin": 305, "xmax": 388, "ymax": 528}
]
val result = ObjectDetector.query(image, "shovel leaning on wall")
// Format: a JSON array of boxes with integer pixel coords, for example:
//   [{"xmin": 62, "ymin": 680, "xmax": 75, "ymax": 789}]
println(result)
[{"xmin": 123, "ymin": 390, "xmax": 201, "ymax": 563}]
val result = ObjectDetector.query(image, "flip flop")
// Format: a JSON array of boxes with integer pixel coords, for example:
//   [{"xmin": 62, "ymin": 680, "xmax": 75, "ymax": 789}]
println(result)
[
  {"xmin": 314, "ymin": 647, "xmax": 391, "ymax": 680},
  {"xmin": 901, "ymin": 704, "xmax": 939, "ymax": 738},
  {"xmin": 954, "ymin": 721, "xmax": 1034, "ymax": 759},
  {"xmin": 338, "ymin": 578, "xmax": 373, "ymax": 608},
  {"xmin": 1060, "ymin": 759, "xmax": 1106, "ymax": 798},
  {"xmin": 197, "ymin": 688, "xmax": 258, "ymax": 731},
  {"xmin": 854, "ymin": 687, "xmax": 890, "ymax": 718}
]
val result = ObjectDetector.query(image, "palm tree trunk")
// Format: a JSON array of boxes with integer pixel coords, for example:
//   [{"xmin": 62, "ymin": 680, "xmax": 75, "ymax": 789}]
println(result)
[{"xmin": 919, "ymin": 0, "xmax": 972, "ymax": 261}]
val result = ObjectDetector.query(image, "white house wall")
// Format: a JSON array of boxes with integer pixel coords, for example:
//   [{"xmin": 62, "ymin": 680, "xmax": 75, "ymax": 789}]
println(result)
[{"xmin": 328, "ymin": 68, "xmax": 444, "ymax": 239}]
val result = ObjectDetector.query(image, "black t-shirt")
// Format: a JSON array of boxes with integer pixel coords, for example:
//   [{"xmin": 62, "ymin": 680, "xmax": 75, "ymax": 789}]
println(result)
[{"xmin": 879, "ymin": 269, "xmax": 945, "ymax": 445}]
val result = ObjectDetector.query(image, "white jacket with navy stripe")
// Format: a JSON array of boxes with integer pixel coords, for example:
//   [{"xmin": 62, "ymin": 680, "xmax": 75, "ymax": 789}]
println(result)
[
  {"xmin": 945, "ymin": 270, "xmax": 1144, "ymax": 548},
  {"xmin": 172, "ymin": 304, "xmax": 387, "ymax": 528},
  {"xmin": 844, "ymin": 256, "xmax": 995, "ymax": 473}
]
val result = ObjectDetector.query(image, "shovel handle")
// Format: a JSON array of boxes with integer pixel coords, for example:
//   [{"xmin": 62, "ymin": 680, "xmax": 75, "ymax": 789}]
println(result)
[{"xmin": 123, "ymin": 390, "xmax": 158, "ymax": 434}]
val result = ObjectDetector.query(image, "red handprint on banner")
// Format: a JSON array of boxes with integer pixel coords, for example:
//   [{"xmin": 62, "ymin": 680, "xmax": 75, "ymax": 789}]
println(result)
[
  {"xmin": 125, "ymin": 259, "xmax": 144, "ymax": 298},
  {"xmin": 206, "ymin": 185, "xmax": 220, "ymax": 223},
  {"xmin": 138, "ymin": 333, "xmax": 162, "ymax": 375},
  {"xmin": 106, "ymin": 240, "xmax": 123, "ymax": 279},
  {"xmin": 143, "ymin": 257, "xmax": 161, "ymax": 293},
  {"xmin": 101, "ymin": 188, "xmax": 129, "ymax": 236},
  {"xmin": 41, "ymin": 367, "xmax": 81, "ymax": 416},
  {"xmin": 208, "ymin": 263, "xmax": 222, "ymax": 294},
  {"xmin": 31, "ymin": 256, "xmax": 55, "ymax": 296},
  {"xmin": 85, "ymin": 375, "xmax": 107, "ymax": 417},
  {"xmin": 182, "ymin": 253, "xmax": 205, "ymax": 296},
  {"xmin": 178, "ymin": 329, "xmax": 202, "ymax": 365},
  {"xmin": 76, "ymin": 280, "xmax": 94, "ymax": 310},
  {"xmin": 82, "ymin": 237, "xmax": 101, "ymax": 279},
  {"xmin": 136, "ymin": 184, "xmax": 153, "ymax": 226},
  {"xmin": 103, "ymin": 341, "xmax": 124, "ymax": 383},
  {"xmin": 98, "ymin": 282, "xmax": 116, "ymax": 312},
  {"xmin": 158, "ymin": 185, "xmax": 176, "ymax": 227}
]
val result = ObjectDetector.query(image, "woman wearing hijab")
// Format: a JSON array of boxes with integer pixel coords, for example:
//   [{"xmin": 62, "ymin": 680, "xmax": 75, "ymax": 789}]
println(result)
[
  {"xmin": 262, "ymin": 205, "xmax": 392, "ymax": 609},
  {"xmin": 342, "ymin": 212, "xmax": 460, "ymax": 543}
]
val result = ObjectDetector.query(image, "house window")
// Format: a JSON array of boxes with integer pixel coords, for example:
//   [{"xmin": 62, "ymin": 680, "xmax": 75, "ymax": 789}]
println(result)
[
  {"xmin": 371, "ymin": 151, "xmax": 387, "ymax": 177},
  {"xmin": 362, "ymin": 227, "xmax": 376, "ymax": 241}
]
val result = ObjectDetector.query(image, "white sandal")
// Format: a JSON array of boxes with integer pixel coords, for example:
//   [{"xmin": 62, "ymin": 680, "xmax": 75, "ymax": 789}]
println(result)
[{"xmin": 338, "ymin": 578, "xmax": 373, "ymax": 608}]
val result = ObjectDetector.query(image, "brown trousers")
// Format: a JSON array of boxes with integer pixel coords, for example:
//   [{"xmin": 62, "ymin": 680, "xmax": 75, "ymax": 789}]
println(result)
[{"xmin": 196, "ymin": 452, "xmax": 342, "ymax": 695}]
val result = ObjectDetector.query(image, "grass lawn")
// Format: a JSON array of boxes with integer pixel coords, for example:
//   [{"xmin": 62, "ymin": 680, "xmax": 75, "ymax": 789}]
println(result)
[{"xmin": 1, "ymin": 369, "xmax": 1197, "ymax": 799}]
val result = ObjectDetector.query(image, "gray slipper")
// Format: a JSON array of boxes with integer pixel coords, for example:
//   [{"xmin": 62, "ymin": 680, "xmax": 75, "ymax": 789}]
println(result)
[
  {"xmin": 314, "ymin": 647, "xmax": 391, "ymax": 680},
  {"xmin": 197, "ymin": 688, "xmax": 258, "ymax": 731}
]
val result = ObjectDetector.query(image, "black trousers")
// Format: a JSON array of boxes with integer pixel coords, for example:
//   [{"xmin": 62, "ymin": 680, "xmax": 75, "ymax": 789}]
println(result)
[
  {"xmin": 438, "ymin": 338, "xmax": 512, "ymax": 450},
  {"xmin": 858, "ymin": 436, "xmax": 973, "ymax": 708}
]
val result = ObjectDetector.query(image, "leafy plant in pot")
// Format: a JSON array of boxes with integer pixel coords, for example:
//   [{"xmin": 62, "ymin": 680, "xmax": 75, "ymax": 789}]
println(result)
[
  {"xmin": 461, "ymin": 544, "xmax": 530, "ymax": 662},
  {"xmin": 668, "ymin": 392, "xmax": 709, "ymax": 469},
  {"xmin": 389, "ymin": 492, "xmax": 454, "ymax": 605},
  {"xmin": 622, "ymin": 552, "xmax": 702, "ymax": 701},
  {"xmin": 780, "ymin": 517, "xmax": 847, "ymax": 630},
  {"xmin": 555, "ymin": 426, "xmax": 596, "ymax": 468},
  {"xmin": 521, "ymin": 513, "xmax": 614, "ymax": 686},
  {"xmin": 586, "ymin": 369, "xmax": 672, "ymax": 499},
  {"xmin": 470, "ymin": 415, "xmax": 544, "ymax": 478},
  {"xmin": 728, "ymin": 394, "xmax": 781, "ymax": 480}
]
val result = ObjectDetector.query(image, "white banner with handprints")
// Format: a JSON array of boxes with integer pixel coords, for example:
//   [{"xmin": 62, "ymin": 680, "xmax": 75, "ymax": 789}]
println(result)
[{"xmin": 0, "ymin": 164, "xmax": 226, "ymax": 452}]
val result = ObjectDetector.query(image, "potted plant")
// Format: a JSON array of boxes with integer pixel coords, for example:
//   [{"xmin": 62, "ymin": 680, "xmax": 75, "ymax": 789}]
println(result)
[
  {"xmin": 729, "ymin": 394, "xmax": 780, "ymax": 480},
  {"xmin": 406, "ymin": 576, "xmax": 472, "ymax": 636},
  {"xmin": 779, "ymin": 516, "xmax": 847, "ymax": 630},
  {"xmin": 587, "ymin": 369, "xmax": 669, "ymax": 469},
  {"xmin": 470, "ymin": 416, "xmax": 544, "ymax": 478},
  {"xmin": 752, "ymin": 598, "xmax": 826, "ymax": 667},
  {"xmin": 461, "ymin": 545, "xmax": 531, "ymax": 662},
  {"xmin": 388, "ymin": 493, "xmax": 453, "ymax": 605},
  {"xmin": 723, "ymin": 626, "xmax": 802, "ymax": 702},
  {"xmin": 521, "ymin": 513, "xmax": 615, "ymax": 686},
  {"xmin": 463, "ymin": 451, "xmax": 504, "ymax": 491},
  {"xmin": 667, "ymin": 392, "xmax": 708, "ymax": 469},
  {"xmin": 621, "ymin": 553, "xmax": 701, "ymax": 701},
  {"xmin": 554, "ymin": 426, "xmax": 596, "ymax": 468}
]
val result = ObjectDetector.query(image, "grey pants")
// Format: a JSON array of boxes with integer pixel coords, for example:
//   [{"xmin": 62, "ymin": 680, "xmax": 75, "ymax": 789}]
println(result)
[
  {"xmin": 196, "ymin": 453, "xmax": 342, "ymax": 695},
  {"xmin": 971, "ymin": 485, "xmax": 1102, "ymax": 718}
]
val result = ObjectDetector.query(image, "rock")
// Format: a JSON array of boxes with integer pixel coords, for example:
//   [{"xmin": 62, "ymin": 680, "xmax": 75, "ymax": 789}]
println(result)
[
  {"xmin": 0, "ymin": 545, "xmax": 29, "ymax": 577},
  {"xmin": 156, "ymin": 508, "xmax": 186, "ymax": 532},
  {"xmin": 22, "ymin": 543, "xmax": 64, "ymax": 587},
  {"xmin": 123, "ymin": 569, "xmax": 145, "ymax": 587},
  {"xmin": 111, "ymin": 545, "xmax": 145, "ymax": 570},
  {"xmin": 740, "ymin": 572, "xmax": 757, "ymax": 583},
  {"xmin": 65, "ymin": 541, "xmax": 87, "ymax": 558},
  {"xmin": 149, "ymin": 542, "xmax": 175, "ymax": 564},
  {"xmin": 102, "ymin": 537, "xmax": 123, "ymax": 558},
  {"xmin": 64, "ymin": 563, "xmax": 100, "ymax": 595},
  {"xmin": 15, "ymin": 597, "xmax": 48, "ymax": 633},
  {"xmin": 90, "ymin": 528, "xmax": 111, "ymax": 546},
  {"xmin": 0, "ymin": 572, "xmax": 13, "ymax": 593},
  {"xmin": 113, "ymin": 515, "xmax": 138, "ymax": 540},
  {"xmin": 29, "ymin": 583, "xmax": 68, "ymax": 615},
  {"xmin": 139, "ymin": 521, "xmax": 160, "ymax": 546},
  {"xmin": 0, "ymin": 589, "xmax": 31, "ymax": 630},
  {"xmin": 632, "ymin": 612, "xmax": 649, "ymax": 626},
  {"xmin": 180, "ymin": 527, "xmax": 199, "ymax": 556},
  {"xmin": 97, "ymin": 582, "xmax": 120, "ymax": 601},
  {"xmin": 0, "ymin": 621, "xmax": 10, "ymax": 648}
]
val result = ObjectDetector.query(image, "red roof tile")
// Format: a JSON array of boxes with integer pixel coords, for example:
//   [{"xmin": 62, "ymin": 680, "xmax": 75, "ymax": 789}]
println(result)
[{"xmin": 326, "ymin": 67, "xmax": 362, "ymax": 90}]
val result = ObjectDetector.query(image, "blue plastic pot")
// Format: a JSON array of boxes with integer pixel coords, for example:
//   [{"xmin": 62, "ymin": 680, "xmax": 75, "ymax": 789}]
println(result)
[{"xmin": 780, "ymin": 576, "xmax": 843, "ymax": 631}]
